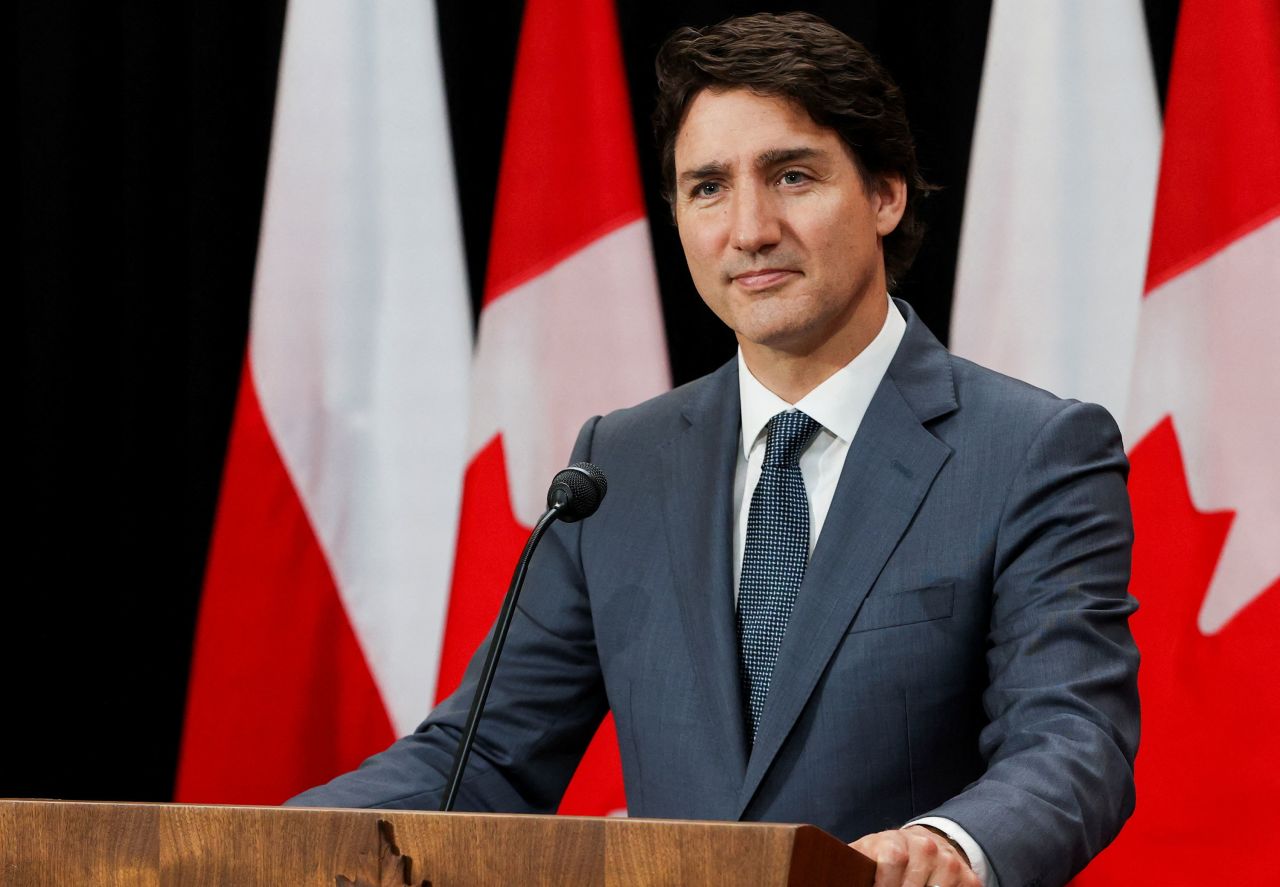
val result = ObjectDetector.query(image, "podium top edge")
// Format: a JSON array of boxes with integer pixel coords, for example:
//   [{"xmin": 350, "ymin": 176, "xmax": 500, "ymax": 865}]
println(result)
[{"xmin": 0, "ymin": 798, "xmax": 824, "ymax": 834}]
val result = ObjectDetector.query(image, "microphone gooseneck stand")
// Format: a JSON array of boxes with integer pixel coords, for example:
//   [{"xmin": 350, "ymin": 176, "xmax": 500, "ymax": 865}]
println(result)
[
  {"xmin": 439, "ymin": 462, "xmax": 607, "ymax": 812},
  {"xmin": 439, "ymin": 502, "xmax": 562, "ymax": 812}
]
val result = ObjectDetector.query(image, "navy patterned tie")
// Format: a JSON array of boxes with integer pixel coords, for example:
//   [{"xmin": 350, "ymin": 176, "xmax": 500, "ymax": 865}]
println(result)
[{"xmin": 737, "ymin": 410, "xmax": 822, "ymax": 743}]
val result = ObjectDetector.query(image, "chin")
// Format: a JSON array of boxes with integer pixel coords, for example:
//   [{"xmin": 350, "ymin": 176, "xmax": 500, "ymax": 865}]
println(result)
[
  {"xmin": 737, "ymin": 324, "xmax": 821, "ymax": 355},
  {"xmin": 733, "ymin": 306, "xmax": 821, "ymax": 349}
]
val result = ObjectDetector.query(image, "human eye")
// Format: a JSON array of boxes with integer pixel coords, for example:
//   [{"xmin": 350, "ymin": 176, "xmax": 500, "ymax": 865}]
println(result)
[
  {"xmin": 778, "ymin": 169, "xmax": 811, "ymax": 186},
  {"xmin": 690, "ymin": 180, "xmax": 722, "ymax": 199}
]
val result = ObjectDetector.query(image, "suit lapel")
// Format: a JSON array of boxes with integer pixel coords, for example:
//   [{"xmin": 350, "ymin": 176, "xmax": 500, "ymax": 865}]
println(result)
[
  {"xmin": 735, "ymin": 303, "xmax": 958, "ymax": 817},
  {"xmin": 658, "ymin": 360, "xmax": 750, "ymax": 784}
]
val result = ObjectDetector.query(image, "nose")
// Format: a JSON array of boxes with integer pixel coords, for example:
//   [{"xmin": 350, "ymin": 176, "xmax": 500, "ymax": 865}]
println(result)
[{"xmin": 729, "ymin": 183, "xmax": 781, "ymax": 254}]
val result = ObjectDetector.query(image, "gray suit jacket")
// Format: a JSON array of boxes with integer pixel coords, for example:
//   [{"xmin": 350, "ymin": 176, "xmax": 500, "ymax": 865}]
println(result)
[{"xmin": 290, "ymin": 300, "xmax": 1140, "ymax": 887}]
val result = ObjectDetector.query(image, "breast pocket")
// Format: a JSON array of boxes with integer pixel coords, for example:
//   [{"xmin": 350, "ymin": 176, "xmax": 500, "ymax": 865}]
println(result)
[{"xmin": 847, "ymin": 583, "xmax": 955, "ymax": 633}]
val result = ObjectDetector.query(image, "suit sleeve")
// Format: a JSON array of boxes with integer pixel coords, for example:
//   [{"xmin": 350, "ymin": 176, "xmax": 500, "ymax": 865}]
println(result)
[
  {"xmin": 286, "ymin": 417, "xmax": 608, "ymax": 810},
  {"xmin": 923, "ymin": 401, "xmax": 1140, "ymax": 887}
]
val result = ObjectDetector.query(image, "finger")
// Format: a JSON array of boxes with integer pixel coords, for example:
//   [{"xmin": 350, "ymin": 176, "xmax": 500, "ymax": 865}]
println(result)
[
  {"xmin": 899, "ymin": 830, "xmax": 940, "ymax": 887},
  {"xmin": 923, "ymin": 851, "xmax": 974, "ymax": 887},
  {"xmin": 957, "ymin": 858, "xmax": 984, "ymax": 887},
  {"xmin": 853, "ymin": 832, "xmax": 910, "ymax": 887}
]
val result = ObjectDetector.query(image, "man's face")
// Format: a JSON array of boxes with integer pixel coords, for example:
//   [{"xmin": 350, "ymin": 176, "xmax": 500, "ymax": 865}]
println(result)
[{"xmin": 673, "ymin": 88, "xmax": 905, "ymax": 361}]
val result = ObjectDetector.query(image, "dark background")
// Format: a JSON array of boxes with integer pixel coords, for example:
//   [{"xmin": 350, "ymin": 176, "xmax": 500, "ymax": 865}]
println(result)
[{"xmin": 14, "ymin": 1, "xmax": 1179, "ymax": 802}]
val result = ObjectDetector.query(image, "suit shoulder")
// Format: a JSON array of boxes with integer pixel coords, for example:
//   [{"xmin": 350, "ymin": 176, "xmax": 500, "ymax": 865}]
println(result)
[
  {"xmin": 591, "ymin": 361, "xmax": 732, "ymax": 439},
  {"xmin": 941, "ymin": 353, "xmax": 1122, "ymax": 448},
  {"xmin": 951, "ymin": 352, "xmax": 1113, "ymax": 417}
]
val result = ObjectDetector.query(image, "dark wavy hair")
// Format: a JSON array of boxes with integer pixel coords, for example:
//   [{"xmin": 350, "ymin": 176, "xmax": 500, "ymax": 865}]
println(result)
[{"xmin": 654, "ymin": 12, "xmax": 935, "ymax": 290}]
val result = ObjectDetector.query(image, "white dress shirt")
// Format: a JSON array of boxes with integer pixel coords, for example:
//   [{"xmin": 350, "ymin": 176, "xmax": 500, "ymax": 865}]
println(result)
[{"xmin": 731, "ymin": 297, "xmax": 996, "ymax": 886}]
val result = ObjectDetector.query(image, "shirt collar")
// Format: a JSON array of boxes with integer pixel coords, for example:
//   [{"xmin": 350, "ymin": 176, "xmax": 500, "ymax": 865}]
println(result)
[{"xmin": 737, "ymin": 295, "xmax": 907, "ymax": 458}]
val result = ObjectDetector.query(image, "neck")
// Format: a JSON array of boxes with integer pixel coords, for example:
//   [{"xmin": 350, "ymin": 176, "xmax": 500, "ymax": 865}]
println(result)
[{"xmin": 740, "ymin": 293, "xmax": 889, "ymax": 404}]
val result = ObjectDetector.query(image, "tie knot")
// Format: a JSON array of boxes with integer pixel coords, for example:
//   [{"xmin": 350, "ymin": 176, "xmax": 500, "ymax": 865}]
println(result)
[{"xmin": 763, "ymin": 411, "xmax": 820, "ymax": 467}]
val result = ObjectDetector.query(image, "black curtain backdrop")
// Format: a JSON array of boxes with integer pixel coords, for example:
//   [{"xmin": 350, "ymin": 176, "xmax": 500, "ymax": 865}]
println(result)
[{"xmin": 14, "ymin": 1, "xmax": 1178, "ymax": 802}]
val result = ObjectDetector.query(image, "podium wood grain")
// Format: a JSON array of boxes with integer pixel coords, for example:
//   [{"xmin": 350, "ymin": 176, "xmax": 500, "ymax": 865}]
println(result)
[{"xmin": 1, "ymin": 799, "xmax": 874, "ymax": 886}]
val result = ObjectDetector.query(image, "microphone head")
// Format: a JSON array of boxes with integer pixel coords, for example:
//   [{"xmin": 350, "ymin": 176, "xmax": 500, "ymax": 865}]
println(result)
[{"xmin": 546, "ymin": 462, "xmax": 608, "ymax": 522}]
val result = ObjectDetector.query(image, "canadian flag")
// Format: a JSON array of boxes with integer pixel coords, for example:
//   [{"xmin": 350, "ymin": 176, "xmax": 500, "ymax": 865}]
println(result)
[
  {"xmin": 950, "ymin": 0, "xmax": 1161, "ymax": 422},
  {"xmin": 954, "ymin": 0, "xmax": 1280, "ymax": 880},
  {"xmin": 1082, "ymin": 0, "xmax": 1280, "ymax": 879},
  {"xmin": 434, "ymin": 0, "xmax": 669, "ymax": 815},
  {"xmin": 175, "ymin": 0, "xmax": 472, "ymax": 803}
]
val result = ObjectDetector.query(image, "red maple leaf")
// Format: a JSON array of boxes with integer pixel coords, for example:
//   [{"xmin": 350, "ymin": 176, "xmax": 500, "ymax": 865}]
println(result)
[{"xmin": 1077, "ymin": 417, "xmax": 1279, "ymax": 881}]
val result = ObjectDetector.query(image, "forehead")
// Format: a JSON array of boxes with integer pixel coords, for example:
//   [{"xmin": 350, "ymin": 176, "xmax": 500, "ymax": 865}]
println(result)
[{"xmin": 675, "ymin": 88, "xmax": 841, "ymax": 168}]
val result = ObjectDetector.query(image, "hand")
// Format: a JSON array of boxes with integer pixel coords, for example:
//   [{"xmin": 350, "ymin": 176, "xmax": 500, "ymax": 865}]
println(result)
[{"xmin": 849, "ymin": 825, "xmax": 981, "ymax": 887}]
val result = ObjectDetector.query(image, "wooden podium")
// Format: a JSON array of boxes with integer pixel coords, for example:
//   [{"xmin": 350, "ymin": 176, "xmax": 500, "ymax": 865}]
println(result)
[{"xmin": 1, "ymin": 799, "xmax": 874, "ymax": 886}]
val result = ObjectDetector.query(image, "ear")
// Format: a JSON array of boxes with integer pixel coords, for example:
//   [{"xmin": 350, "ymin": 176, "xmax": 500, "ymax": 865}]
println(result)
[{"xmin": 874, "ymin": 173, "xmax": 907, "ymax": 237}]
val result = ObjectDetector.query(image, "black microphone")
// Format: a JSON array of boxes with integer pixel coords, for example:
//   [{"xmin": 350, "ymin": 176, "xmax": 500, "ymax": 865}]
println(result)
[
  {"xmin": 545, "ymin": 462, "xmax": 608, "ymax": 522},
  {"xmin": 439, "ymin": 462, "xmax": 608, "ymax": 812}
]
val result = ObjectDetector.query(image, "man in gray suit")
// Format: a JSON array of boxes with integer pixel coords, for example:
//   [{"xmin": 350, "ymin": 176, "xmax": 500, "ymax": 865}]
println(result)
[{"xmin": 291, "ymin": 13, "xmax": 1139, "ymax": 887}]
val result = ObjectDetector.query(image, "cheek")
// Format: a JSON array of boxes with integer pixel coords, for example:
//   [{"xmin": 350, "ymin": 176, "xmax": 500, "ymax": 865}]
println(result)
[
  {"xmin": 676, "ymin": 223, "xmax": 729, "ymax": 320},
  {"xmin": 677, "ymin": 220, "xmax": 725, "ymax": 280},
  {"xmin": 809, "ymin": 208, "xmax": 874, "ymax": 279}
]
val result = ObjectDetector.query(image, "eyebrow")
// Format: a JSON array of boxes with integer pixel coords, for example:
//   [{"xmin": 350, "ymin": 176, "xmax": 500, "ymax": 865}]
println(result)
[
  {"xmin": 677, "ymin": 146, "xmax": 826, "ymax": 186},
  {"xmin": 755, "ymin": 146, "xmax": 822, "ymax": 169},
  {"xmin": 678, "ymin": 161, "xmax": 729, "ymax": 186}
]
